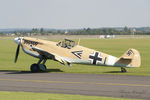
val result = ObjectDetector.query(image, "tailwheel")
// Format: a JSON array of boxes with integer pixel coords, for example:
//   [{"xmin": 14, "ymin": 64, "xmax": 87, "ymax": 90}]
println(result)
[
  {"xmin": 30, "ymin": 63, "xmax": 40, "ymax": 73},
  {"xmin": 121, "ymin": 67, "xmax": 127, "ymax": 73}
]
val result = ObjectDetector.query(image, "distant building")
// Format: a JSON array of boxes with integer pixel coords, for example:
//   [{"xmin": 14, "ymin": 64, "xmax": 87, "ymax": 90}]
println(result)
[
  {"xmin": 99, "ymin": 35, "xmax": 115, "ymax": 39},
  {"xmin": 99, "ymin": 35, "xmax": 105, "ymax": 39},
  {"xmin": 64, "ymin": 30, "xmax": 68, "ymax": 34},
  {"xmin": 105, "ymin": 35, "xmax": 111, "ymax": 39},
  {"xmin": 132, "ymin": 28, "xmax": 136, "ymax": 35},
  {"xmin": 11, "ymin": 33, "xmax": 15, "ymax": 36}
]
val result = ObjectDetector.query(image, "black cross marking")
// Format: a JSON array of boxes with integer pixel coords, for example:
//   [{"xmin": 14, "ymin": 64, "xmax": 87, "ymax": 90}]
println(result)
[{"xmin": 89, "ymin": 52, "xmax": 102, "ymax": 65}]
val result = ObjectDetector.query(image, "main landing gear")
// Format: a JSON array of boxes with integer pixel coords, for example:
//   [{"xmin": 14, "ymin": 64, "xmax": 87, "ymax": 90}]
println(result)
[
  {"xmin": 121, "ymin": 67, "xmax": 127, "ymax": 72},
  {"xmin": 30, "ymin": 59, "xmax": 47, "ymax": 73}
]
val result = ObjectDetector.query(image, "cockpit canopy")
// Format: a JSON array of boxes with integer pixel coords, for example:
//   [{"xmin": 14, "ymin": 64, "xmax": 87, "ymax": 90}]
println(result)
[{"xmin": 56, "ymin": 39, "xmax": 76, "ymax": 49}]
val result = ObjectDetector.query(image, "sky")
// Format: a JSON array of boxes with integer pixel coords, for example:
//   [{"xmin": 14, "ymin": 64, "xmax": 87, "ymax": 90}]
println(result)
[{"xmin": 0, "ymin": 0, "xmax": 149, "ymax": 29}]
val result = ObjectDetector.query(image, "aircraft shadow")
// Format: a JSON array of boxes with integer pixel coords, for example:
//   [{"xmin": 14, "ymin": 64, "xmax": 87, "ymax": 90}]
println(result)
[
  {"xmin": 104, "ymin": 71, "xmax": 123, "ymax": 73},
  {"xmin": 0, "ymin": 69, "xmax": 63, "ymax": 74}
]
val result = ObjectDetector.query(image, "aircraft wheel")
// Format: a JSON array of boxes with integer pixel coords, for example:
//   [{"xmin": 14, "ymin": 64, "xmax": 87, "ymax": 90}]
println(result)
[
  {"xmin": 39, "ymin": 64, "xmax": 47, "ymax": 71},
  {"xmin": 30, "ymin": 64, "xmax": 40, "ymax": 73},
  {"xmin": 121, "ymin": 67, "xmax": 127, "ymax": 73}
]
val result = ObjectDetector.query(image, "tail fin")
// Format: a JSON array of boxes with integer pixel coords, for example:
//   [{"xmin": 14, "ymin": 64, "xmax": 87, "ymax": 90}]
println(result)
[{"xmin": 116, "ymin": 48, "xmax": 141, "ymax": 67}]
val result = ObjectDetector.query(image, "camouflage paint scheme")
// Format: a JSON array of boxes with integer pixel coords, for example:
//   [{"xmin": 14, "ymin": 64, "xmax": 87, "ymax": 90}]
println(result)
[{"xmin": 18, "ymin": 37, "xmax": 141, "ymax": 69}]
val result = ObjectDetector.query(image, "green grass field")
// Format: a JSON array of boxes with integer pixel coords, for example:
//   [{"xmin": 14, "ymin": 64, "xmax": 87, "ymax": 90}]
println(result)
[
  {"xmin": 0, "ymin": 37, "xmax": 148, "ymax": 100},
  {"xmin": 0, "ymin": 37, "xmax": 150, "ymax": 76},
  {"xmin": 0, "ymin": 91, "xmax": 139, "ymax": 100}
]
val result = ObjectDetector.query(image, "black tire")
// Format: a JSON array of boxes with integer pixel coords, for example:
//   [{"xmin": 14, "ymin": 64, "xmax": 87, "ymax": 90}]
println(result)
[
  {"xmin": 30, "ymin": 64, "xmax": 40, "ymax": 73},
  {"xmin": 121, "ymin": 67, "xmax": 127, "ymax": 72}
]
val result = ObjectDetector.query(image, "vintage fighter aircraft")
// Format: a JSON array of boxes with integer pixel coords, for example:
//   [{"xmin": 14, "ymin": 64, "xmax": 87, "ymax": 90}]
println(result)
[{"xmin": 14, "ymin": 37, "xmax": 141, "ymax": 72}]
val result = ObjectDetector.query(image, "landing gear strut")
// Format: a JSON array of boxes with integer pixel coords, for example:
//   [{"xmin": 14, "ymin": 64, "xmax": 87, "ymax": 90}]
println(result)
[
  {"xmin": 30, "ymin": 59, "xmax": 47, "ymax": 73},
  {"xmin": 121, "ymin": 67, "xmax": 127, "ymax": 72}
]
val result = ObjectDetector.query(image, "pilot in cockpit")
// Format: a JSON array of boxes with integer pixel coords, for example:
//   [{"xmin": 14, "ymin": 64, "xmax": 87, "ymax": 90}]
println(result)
[{"xmin": 56, "ymin": 39, "xmax": 75, "ymax": 49}]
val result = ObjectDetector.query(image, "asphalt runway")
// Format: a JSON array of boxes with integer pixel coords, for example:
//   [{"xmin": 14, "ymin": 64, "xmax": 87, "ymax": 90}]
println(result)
[{"xmin": 0, "ymin": 71, "xmax": 150, "ymax": 99}]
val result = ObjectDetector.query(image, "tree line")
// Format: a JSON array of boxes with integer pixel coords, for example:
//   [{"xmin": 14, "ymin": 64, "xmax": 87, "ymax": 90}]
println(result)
[{"xmin": 0, "ymin": 27, "xmax": 150, "ymax": 36}]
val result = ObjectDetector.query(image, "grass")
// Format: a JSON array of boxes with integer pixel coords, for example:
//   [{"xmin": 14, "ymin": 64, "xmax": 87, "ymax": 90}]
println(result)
[
  {"xmin": 0, "ymin": 91, "xmax": 139, "ymax": 100},
  {"xmin": 0, "ymin": 37, "xmax": 150, "ymax": 76},
  {"xmin": 0, "ymin": 37, "xmax": 148, "ymax": 100}
]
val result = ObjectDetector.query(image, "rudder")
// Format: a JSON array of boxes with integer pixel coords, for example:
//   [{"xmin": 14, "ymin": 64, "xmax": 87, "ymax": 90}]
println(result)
[{"xmin": 116, "ymin": 48, "xmax": 141, "ymax": 67}]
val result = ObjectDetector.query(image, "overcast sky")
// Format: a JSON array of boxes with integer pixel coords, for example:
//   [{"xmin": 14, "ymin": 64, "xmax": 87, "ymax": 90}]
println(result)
[{"xmin": 0, "ymin": 0, "xmax": 149, "ymax": 29}]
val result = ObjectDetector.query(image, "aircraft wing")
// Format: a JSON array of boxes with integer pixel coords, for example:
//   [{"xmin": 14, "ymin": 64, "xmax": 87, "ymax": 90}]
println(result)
[{"xmin": 31, "ymin": 46, "xmax": 70, "ymax": 65}]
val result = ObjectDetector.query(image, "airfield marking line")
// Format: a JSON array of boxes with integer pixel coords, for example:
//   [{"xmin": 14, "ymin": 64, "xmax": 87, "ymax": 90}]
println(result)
[
  {"xmin": 0, "ymin": 78, "xmax": 150, "ymax": 87},
  {"xmin": 0, "ymin": 78, "xmax": 82, "ymax": 84}
]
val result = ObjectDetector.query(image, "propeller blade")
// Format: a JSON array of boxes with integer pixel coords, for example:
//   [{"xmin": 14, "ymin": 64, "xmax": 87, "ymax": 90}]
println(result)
[{"xmin": 14, "ymin": 44, "xmax": 20, "ymax": 63}]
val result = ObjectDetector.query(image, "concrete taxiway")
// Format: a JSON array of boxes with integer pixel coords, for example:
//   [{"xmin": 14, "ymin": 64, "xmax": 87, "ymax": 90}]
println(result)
[{"xmin": 0, "ymin": 71, "xmax": 150, "ymax": 99}]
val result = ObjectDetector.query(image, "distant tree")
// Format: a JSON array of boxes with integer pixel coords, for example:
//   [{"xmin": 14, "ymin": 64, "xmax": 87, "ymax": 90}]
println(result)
[
  {"xmin": 40, "ymin": 28, "xmax": 46, "ymax": 35},
  {"xmin": 124, "ymin": 26, "xmax": 129, "ymax": 32},
  {"xmin": 40, "ymin": 28, "xmax": 44, "ymax": 33},
  {"xmin": 32, "ymin": 28, "xmax": 39, "ymax": 33},
  {"xmin": 0, "ymin": 32, "xmax": 4, "ymax": 36},
  {"xmin": 14, "ymin": 31, "xmax": 17, "ymax": 35}
]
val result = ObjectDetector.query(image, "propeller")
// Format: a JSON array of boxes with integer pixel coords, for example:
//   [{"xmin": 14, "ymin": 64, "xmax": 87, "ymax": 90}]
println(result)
[
  {"xmin": 14, "ymin": 44, "xmax": 20, "ymax": 63},
  {"xmin": 14, "ymin": 38, "xmax": 21, "ymax": 63}
]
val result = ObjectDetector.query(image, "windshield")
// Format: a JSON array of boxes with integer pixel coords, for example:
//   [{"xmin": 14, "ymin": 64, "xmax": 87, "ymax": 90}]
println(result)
[{"xmin": 56, "ymin": 39, "xmax": 75, "ymax": 49}]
